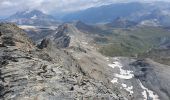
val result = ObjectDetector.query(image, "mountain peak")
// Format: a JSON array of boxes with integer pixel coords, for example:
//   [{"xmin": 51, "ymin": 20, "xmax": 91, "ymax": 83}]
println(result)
[
  {"xmin": 8, "ymin": 9, "xmax": 52, "ymax": 20},
  {"xmin": 6, "ymin": 9, "xmax": 58, "ymax": 26}
]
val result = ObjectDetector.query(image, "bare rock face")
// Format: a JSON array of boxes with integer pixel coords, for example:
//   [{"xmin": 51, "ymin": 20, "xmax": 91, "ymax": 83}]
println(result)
[
  {"xmin": 53, "ymin": 35, "xmax": 70, "ymax": 48},
  {"xmin": 54, "ymin": 25, "xmax": 67, "ymax": 38},
  {"xmin": 131, "ymin": 59, "xmax": 170, "ymax": 100},
  {"xmin": 37, "ymin": 24, "xmax": 71, "ymax": 49},
  {"xmin": 37, "ymin": 38, "xmax": 52, "ymax": 49},
  {"xmin": 0, "ymin": 23, "xmax": 35, "ymax": 51},
  {"xmin": 53, "ymin": 24, "xmax": 71, "ymax": 48}
]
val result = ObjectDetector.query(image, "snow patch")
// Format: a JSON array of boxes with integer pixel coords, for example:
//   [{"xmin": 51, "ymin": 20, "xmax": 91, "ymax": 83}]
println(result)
[
  {"xmin": 105, "ymin": 57, "xmax": 109, "ymax": 62},
  {"xmin": 122, "ymin": 83, "xmax": 127, "ymax": 87},
  {"xmin": 121, "ymin": 83, "xmax": 133, "ymax": 94},
  {"xmin": 114, "ymin": 71, "xmax": 134, "ymax": 79},
  {"xmin": 111, "ymin": 78, "xmax": 118, "ymax": 84},
  {"xmin": 108, "ymin": 58, "xmax": 134, "ymax": 80},
  {"xmin": 108, "ymin": 64, "xmax": 116, "ymax": 69},
  {"xmin": 24, "ymin": 9, "xmax": 32, "ymax": 14},
  {"xmin": 31, "ymin": 15, "xmax": 37, "ymax": 19},
  {"xmin": 109, "ymin": 57, "xmax": 134, "ymax": 94},
  {"xmin": 138, "ymin": 80, "xmax": 160, "ymax": 100},
  {"xmin": 115, "ymin": 62, "xmax": 134, "ymax": 79}
]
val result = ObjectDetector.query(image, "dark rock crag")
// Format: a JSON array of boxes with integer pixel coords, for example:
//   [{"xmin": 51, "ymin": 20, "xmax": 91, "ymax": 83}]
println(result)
[{"xmin": 38, "ymin": 24, "xmax": 71, "ymax": 49}]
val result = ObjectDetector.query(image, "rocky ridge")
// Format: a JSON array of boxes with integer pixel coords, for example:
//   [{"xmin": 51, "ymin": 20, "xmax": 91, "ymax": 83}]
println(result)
[{"xmin": 0, "ymin": 23, "xmax": 120, "ymax": 100}]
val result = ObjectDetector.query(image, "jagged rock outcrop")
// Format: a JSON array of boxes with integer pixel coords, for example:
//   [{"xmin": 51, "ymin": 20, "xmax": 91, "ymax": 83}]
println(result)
[
  {"xmin": 54, "ymin": 35, "xmax": 70, "ymax": 48},
  {"xmin": 37, "ymin": 38, "xmax": 52, "ymax": 49},
  {"xmin": 53, "ymin": 25, "xmax": 71, "ymax": 48},
  {"xmin": 37, "ymin": 24, "xmax": 71, "ymax": 49}
]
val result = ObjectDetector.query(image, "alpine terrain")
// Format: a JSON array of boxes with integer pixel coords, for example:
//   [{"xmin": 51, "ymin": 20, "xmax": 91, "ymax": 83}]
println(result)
[{"xmin": 0, "ymin": 1, "xmax": 170, "ymax": 100}]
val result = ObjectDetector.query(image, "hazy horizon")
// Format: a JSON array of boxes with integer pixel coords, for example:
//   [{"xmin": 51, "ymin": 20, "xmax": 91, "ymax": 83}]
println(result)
[{"xmin": 0, "ymin": 0, "xmax": 170, "ymax": 18}]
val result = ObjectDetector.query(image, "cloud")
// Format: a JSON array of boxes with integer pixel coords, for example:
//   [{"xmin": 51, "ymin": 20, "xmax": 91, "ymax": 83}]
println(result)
[
  {"xmin": 0, "ymin": 0, "xmax": 169, "ymax": 18},
  {"xmin": 36, "ymin": 0, "xmax": 114, "ymax": 13},
  {"xmin": 1, "ymin": 1, "xmax": 13, "ymax": 6}
]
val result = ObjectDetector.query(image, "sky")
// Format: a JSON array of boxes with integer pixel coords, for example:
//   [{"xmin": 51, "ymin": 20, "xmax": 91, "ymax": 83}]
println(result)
[{"xmin": 0, "ymin": 0, "xmax": 170, "ymax": 18}]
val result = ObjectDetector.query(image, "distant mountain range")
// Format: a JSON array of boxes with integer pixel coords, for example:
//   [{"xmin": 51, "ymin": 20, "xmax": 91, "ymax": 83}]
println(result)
[
  {"xmin": 3, "ymin": 2, "xmax": 170, "ymax": 27},
  {"xmin": 61, "ymin": 2, "xmax": 170, "ymax": 26},
  {"xmin": 61, "ymin": 2, "xmax": 144, "ymax": 24},
  {"xmin": 5, "ymin": 10, "xmax": 59, "ymax": 26}
]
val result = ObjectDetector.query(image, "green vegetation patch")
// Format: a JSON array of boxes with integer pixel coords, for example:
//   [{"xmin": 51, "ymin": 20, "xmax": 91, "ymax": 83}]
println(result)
[{"xmin": 97, "ymin": 27, "xmax": 170, "ymax": 57}]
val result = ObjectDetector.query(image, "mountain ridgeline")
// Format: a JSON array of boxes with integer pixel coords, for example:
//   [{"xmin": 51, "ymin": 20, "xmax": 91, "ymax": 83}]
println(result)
[
  {"xmin": 62, "ymin": 2, "xmax": 144, "ymax": 24},
  {"xmin": 1, "ymin": 1, "xmax": 170, "ymax": 100},
  {"xmin": 4, "ymin": 2, "xmax": 170, "ymax": 27},
  {"xmin": 61, "ymin": 2, "xmax": 170, "ymax": 26}
]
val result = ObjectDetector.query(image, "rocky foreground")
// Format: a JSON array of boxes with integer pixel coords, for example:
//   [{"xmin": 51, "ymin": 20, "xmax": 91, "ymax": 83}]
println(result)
[
  {"xmin": 0, "ymin": 23, "xmax": 170, "ymax": 100},
  {"xmin": 0, "ymin": 23, "xmax": 120, "ymax": 100}
]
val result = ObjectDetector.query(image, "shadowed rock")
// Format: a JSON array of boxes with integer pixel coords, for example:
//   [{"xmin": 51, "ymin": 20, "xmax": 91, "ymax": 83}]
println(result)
[
  {"xmin": 37, "ymin": 38, "xmax": 52, "ymax": 49},
  {"xmin": 53, "ymin": 24, "xmax": 71, "ymax": 48}
]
